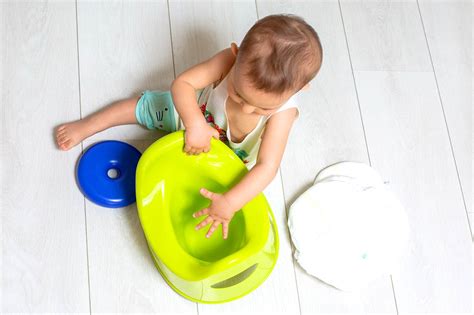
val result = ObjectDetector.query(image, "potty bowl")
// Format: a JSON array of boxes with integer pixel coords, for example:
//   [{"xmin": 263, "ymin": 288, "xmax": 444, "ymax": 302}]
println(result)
[{"xmin": 136, "ymin": 131, "xmax": 279, "ymax": 303}]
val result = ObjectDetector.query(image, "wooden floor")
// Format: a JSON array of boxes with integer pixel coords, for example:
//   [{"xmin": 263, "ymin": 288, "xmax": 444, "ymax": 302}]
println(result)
[{"xmin": 2, "ymin": 0, "xmax": 471, "ymax": 314}]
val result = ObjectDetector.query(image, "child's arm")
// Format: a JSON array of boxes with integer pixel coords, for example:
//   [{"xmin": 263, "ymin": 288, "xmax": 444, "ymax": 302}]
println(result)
[
  {"xmin": 171, "ymin": 47, "xmax": 235, "ymax": 154},
  {"xmin": 194, "ymin": 108, "xmax": 299, "ymax": 239}
]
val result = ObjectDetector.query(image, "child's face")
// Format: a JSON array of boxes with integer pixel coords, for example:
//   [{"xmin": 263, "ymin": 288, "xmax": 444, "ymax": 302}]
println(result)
[{"xmin": 227, "ymin": 65, "xmax": 294, "ymax": 116}]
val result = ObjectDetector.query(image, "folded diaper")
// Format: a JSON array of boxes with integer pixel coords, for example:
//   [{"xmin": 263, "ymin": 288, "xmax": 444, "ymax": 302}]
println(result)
[{"xmin": 288, "ymin": 162, "xmax": 409, "ymax": 291}]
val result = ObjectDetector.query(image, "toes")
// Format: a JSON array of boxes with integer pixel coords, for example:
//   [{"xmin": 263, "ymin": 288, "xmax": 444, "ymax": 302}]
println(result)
[
  {"xmin": 57, "ymin": 139, "xmax": 67, "ymax": 149},
  {"xmin": 55, "ymin": 125, "xmax": 71, "ymax": 147},
  {"xmin": 59, "ymin": 140, "xmax": 72, "ymax": 151},
  {"xmin": 57, "ymin": 135, "xmax": 69, "ymax": 145},
  {"xmin": 56, "ymin": 127, "xmax": 68, "ymax": 140},
  {"xmin": 55, "ymin": 123, "xmax": 82, "ymax": 151},
  {"xmin": 56, "ymin": 125, "xmax": 67, "ymax": 134},
  {"xmin": 57, "ymin": 129, "xmax": 67, "ymax": 137},
  {"xmin": 57, "ymin": 133, "xmax": 67, "ymax": 141}
]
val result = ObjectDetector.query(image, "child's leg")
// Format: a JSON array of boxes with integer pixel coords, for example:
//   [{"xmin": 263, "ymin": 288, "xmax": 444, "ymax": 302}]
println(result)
[{"xmin": 55, "ymin": 96, "xmax": 139, "ymax": 151}]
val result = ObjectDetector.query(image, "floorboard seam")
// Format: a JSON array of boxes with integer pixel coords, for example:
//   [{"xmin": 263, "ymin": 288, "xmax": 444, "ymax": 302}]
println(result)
[
  {"xmin": 279, "ymin": 168, "xmax": 303, "ymax": 315},
  {"xmin": 416, "ymin": 0, "xmax": 472, "ymax": 238},
  {"xmin": 390, "ymin": 276, "xmax": 400, "ymax": 315},
  {"xmin": 338, "ymin": 1, "xmax": 399, "ymax": 313},
  {"xmin": 166, "ymin": 1, "xmax": 198, "ymax": 312},
  {"xmin": 75, "ymin": 1, "xmax": 92, "ymax": 313},
  {"xmin": 337, "ymin": 0, "xmax": 372, "ymax": 167},
  {"xmin": 166, "ymin": 0, "xmax": 177, "ymax": 79}
]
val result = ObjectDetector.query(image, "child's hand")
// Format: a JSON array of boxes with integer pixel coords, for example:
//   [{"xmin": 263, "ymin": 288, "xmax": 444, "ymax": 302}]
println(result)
[
  {"xmin": 193, "ymin": 188, "xmax": 237, "ymax": 239},
  {"xmin": 184, "ymin": 122, "xmax": 219, "ymax": 155}
]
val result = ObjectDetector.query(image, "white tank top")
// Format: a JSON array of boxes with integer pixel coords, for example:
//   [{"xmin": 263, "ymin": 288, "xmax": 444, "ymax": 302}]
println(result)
[{"xmin": 181, "ymin": 74, "xmax": 300, "ymax": 169}]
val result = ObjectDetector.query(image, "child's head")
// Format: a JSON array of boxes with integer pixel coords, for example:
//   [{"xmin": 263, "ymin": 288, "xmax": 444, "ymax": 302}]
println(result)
[{"xmin": 228, "ymin": 14, "xmax": 323, "ymax": 115}]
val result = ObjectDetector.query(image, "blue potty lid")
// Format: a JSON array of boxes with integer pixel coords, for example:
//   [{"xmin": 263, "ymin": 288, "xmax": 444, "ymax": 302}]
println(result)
[{"xmin": 77, "ymin": 141, "xmax": 142, "ymax": 208}]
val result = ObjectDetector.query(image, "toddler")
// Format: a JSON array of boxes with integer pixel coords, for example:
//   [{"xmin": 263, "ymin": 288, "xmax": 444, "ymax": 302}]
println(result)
[{"xmin": 55, "ymin": 14, "xmax": 323, "ymax": 239}]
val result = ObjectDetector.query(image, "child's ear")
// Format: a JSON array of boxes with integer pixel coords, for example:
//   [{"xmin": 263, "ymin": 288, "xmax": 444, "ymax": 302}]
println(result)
[{"xmin": 230, "ymin": 42, "xmax": 239, "ymax": 56}]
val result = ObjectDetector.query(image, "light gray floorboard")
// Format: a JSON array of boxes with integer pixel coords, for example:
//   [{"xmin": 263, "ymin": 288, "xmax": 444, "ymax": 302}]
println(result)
[
  {"xmin": 471, "ymin": 213, "xmax": 474, "ymax": 239},
  {"xmin": 342, "ymin": 0, "xmax": 471, "ymax": 312},
  {"xmin": 169, "ymin": 0, "xmax": 256, "ymax": 75},
  {"xmin": 2, "ymin": 0, "xmax": 471, "ymax": 313},
  {"xmin": 77, "ymin": 0, "xmax": 174, "ymax": 142},
  {"xmin": 76, "ymin": 1, "xmax": 196, "ymax": 313},
  {"xmin": 169, "ymin": 1, "xmax": 300, "ymax": 313},
  {"xmin": 355, "ymin": 71, "xmax": 471, "ymax": 313},
  {"xmin": 418, "ymin": 0, "xmax": 472, "ymax": 228},
  {"xmin": 258, "ymin": 0, "xmax": 397, "ymax": 313},
  {"xmin": 340, "ymin": 0, "xmax": 432, "ymax": 71},
  {"xmin": 1, "ymin": 1, "xmax": 89, "ymax": 312}
]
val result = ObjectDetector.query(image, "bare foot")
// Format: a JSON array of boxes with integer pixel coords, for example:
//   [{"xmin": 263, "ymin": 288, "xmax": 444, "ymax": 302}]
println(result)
[{"xmin": 55, "ymin": 119, "xmax": 94, "ymax": 151}]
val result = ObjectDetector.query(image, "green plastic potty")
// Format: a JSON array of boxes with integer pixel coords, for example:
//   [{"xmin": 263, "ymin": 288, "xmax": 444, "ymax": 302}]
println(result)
[{"xmin": 136, "ymin": 131, "xmax": 279, "ymax": 303}]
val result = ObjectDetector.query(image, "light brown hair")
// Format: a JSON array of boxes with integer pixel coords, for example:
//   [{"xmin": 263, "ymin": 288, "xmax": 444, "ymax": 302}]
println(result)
[{"xmin": 237, "ymin": 14, "xmax": 323, "ymax": 95}]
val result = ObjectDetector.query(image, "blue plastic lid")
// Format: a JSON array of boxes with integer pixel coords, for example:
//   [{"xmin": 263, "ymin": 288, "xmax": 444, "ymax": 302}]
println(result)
[{"xmin": 77, "ymin": 141, "xmax": 142, "ymax": 208}]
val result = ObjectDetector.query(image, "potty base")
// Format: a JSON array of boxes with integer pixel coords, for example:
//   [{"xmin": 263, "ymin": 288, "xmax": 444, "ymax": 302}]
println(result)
[
  {"xmin": 146, "ymin": 210, "xmax": 279, "ymax": 304},
  {"xmin": 136, "ymin": 132, "xmax": 280, "ymax": 303}
]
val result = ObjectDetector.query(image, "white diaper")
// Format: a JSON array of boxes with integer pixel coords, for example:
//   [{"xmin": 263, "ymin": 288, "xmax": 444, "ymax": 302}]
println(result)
[{"xmin": 288, "ymin": 162, "xmax": 409, "ymax": 291}]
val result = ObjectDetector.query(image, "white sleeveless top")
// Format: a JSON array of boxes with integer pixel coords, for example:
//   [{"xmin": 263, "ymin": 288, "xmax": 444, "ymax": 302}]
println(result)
[{"xmin": 180, "ymin": 74, "xmax": 300, "ymax": 169}]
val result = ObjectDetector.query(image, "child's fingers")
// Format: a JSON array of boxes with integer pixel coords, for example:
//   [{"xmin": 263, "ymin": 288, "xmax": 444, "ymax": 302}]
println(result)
[
  {"xmin": 184, "ymin": 144, "xmax": 192, "ymax": 153},
  {"xmin": 222, "ymin": 222, "xmax": 229, "ymax": 239},
  {"xmin": 206, "ymin": 221, "xmax": 221, "ymax": 239},
  {"xmin": 199, "ymin": 188, "xmax": 214, "ymax": 200},
  {"xmin": 193, "ymin": 208, "xmax": 209, "ymax": 218},
  {"xmin": 186, "ymin": 147, "xmax": 204, "ymax": 155},
  {"xmin": 195, "ymin": 216, "xmax": 213, "ymax": 230}
]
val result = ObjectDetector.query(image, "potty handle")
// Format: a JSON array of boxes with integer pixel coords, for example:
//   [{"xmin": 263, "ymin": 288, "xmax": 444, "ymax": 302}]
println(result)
[
  {"xmin": 202, "ymin": 211, "xmax": 279, "ymax": 302},
  {"xmin": 211, "ymin": 263, "xmax": 259, "ymax": 288},
  {"xmin": 199, "ymin": 257, "xmax": 265, "ymax": 303}
]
